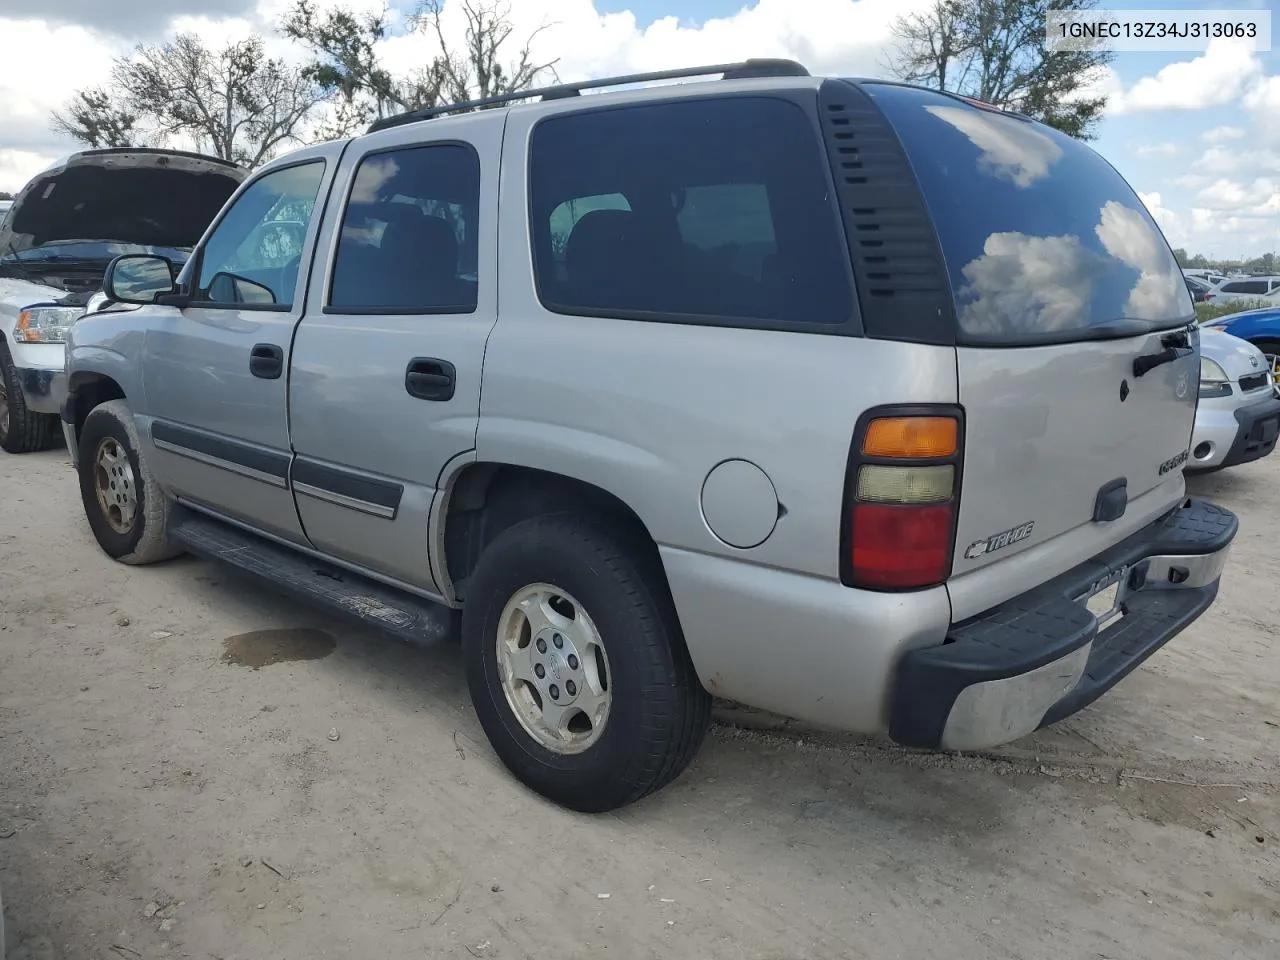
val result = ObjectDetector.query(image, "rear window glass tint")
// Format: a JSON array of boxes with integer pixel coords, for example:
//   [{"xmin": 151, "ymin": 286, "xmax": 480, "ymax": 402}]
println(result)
[
  {"xmin": 865, "ymin": 83, "xmax": 1191, "ymax": 344},
  {"xmin": 528, "ymin": 97, "xmax": 855, "ymax": 328}
]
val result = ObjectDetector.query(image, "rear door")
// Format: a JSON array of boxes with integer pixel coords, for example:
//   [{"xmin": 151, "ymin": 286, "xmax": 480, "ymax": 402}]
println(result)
[
  {"xmin": 287, "ymin": 112, "xmax": 500, "ymax": 592},
  {"xmin": 866, "ymin": 85, "xmax": 1197, "ymax": 601}
]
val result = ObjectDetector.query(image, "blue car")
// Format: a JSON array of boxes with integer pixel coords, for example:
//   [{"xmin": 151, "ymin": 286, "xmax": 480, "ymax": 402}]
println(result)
[{"xmin": 1203, "ymin": 306, "xmax": 1280, "ymax": 378}]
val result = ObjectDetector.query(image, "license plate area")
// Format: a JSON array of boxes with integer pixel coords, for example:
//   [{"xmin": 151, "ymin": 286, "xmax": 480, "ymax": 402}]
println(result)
[{"xmin": 1078, "ymin": 565, "xmax": 1130, "ymax": 633}]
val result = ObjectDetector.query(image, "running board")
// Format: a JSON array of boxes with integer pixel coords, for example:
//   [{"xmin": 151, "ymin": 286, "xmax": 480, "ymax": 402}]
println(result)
[{"xmin": 168, "ymin": 511, "xmax": 456, "ymax": 645}]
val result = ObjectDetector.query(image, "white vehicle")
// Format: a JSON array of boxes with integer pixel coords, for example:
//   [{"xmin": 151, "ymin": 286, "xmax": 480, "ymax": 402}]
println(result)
[
  {"xmin": 1208, "ymin": 276, "xmax": 1280, "ymax": 304},
  {"xmin": 1188, "ymin": 329, "xmax": 1280, "ymax": 472},
  {"xmin": 0, "ymin": 149, "xmax": 243, "ymax": 453},
  {"xmin": 1183, "ymin": 268, "xmax": 1227, "ymax": 286}
]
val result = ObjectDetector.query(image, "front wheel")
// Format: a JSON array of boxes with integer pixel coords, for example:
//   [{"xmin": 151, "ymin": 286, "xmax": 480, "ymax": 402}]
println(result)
[
  {"xmin": 0, "ymin": 342, "xmax": 57, "ymax": 454},
  {"xmin": 77, "ymin": 399, "xmax": 180, "ymax": 565},
  {"xmin": 463, "ymin": 514, "xmax": 710, "ymax": 812}
]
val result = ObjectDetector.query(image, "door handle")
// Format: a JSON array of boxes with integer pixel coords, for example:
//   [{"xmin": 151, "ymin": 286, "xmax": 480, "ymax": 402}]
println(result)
[
  {"xmin": 405, "ymin": 358, "xmax": 456, "ymax": 401},
  {"xmin": 1132, "ymin": 346, "xmax": 1191, "ymax": 377},
  {"xmin": 250, "ymin": 343, "xmax": 284, "ymax": 380}
]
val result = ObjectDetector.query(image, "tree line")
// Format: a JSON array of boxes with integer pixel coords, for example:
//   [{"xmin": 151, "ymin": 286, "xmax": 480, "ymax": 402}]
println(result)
[
  {"xmin": 50, "ymin": 0, "xmax": 1111, "ymax": 170},
  {"xmin": 1174, "ymin": 249, "xmax": 1279, "ymax": 276}
]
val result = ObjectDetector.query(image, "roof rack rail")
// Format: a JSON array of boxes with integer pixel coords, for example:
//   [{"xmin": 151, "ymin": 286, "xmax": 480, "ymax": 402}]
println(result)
[{"xmin": 367, "ymin": 58, "xmax": 810, "ymax": 133}]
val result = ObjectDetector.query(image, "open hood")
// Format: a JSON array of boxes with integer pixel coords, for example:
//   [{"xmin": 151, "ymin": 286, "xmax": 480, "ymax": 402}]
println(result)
[{"xmin": 0, "ymin": 148, "xmax": 246, "ymax": 256}]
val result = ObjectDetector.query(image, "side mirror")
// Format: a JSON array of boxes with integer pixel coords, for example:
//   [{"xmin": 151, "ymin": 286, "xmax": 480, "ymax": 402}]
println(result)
[{"xmin": 104, "ymin": 254, "xmax": 178, "ymax": 305}]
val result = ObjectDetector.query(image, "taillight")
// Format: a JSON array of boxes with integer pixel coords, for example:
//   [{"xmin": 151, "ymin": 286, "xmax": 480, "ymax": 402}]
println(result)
[{"xmin": 841, "ymin": 407, "xmax": 964, "ymax": 591}]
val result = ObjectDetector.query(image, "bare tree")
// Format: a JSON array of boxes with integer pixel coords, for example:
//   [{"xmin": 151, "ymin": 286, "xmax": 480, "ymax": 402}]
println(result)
[
  {"xmin": 51, "ymin": 87, "xmax": 145, "ymax": 149},
  {"xmin": 886, "ymin": 0, "xmax": 1114, "ymax": 139},
  {"xmin": 412, "ymin": 0, "xmax": 558, "ymax": 105},
  {"xmin": 281, "ymin": 0, "xmax": 448, "ymax": 135},
  {"xmin": 281, "ymin": 0, "xmax": 557, "ymax": 135},
  {"xmin": 53, "ymin": 34, "xmax": 325, "ymax": 168}
]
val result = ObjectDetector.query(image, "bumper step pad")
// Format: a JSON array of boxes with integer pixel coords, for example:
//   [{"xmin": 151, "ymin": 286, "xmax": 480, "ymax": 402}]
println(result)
[{"xmin": 890, "ymin": 498, "xmax": 1237, "ymax": 750}]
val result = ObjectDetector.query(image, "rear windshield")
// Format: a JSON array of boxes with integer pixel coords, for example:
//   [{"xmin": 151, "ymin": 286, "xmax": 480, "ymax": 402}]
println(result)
[{"xmin": 865, "ymin": 83, "xmax": 1192, "ymax": 346}]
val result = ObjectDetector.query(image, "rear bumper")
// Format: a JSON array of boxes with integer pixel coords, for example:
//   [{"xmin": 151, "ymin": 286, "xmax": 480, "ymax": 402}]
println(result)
[{"xmin": 890, "ymin": 497, "xmax": 1237, "ymax": 751}]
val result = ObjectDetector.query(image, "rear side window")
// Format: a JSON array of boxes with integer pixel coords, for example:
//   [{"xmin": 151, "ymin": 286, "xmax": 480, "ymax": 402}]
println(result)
[
  {"xmin": 865, "ymin": 84, "xmax": 1191, "ymax": 345},
  {"xmin": 528, "ymin": 97, "xmax": 855, "ymax": 329},
  {"xmin": 1222, "ymin": 280, "xmax": 1269, "ymax": 295},
  {"xmin": 329, "ymin": 143, "xmax": 480, "ymax": 314}
]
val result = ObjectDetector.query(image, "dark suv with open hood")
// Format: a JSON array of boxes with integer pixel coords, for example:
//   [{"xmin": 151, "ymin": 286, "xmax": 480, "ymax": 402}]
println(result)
[{"xmin": 0, "ymin": 148, "xmax": 244, "ymax": 453}]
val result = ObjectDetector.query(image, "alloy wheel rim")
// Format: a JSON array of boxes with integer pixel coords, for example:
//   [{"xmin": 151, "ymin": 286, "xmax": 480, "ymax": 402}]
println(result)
[
  {"xmin": 93, "ymin": 437, "xmax": 138, "ymax": 534},
  {"xmin": 495, "ymin": 583, "xmax": 613, "ymax": 755}
]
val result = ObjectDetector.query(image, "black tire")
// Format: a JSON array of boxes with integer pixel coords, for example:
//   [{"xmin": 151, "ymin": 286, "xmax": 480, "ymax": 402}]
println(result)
[
  {"xmin": 77, "ymin": 399, "xmax": 181, "ymax": 565},
  {"xmin": 464, "ymin": 513, "xmax": 711, "ymax": 812},
  {"xmin": 0, "ymin": 341, "xmax": 58, "ymax": 454}
]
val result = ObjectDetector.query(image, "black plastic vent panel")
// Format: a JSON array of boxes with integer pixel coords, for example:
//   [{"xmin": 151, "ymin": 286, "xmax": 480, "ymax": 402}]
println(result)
[{"xmin": 817, "ymin": 79, "xmax": 955, "ymax": 346}]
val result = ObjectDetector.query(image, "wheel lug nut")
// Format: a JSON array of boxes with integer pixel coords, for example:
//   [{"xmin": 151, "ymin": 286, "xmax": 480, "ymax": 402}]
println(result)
[
  {"xmin": 536, "ymin": 638, "xmax": 547, "ymax": 653},
  {"xmin": 567, "ymin": 654, "xmax": 579, "ymax": 670},
  {"xmin": 553, "ymin": 634, "xmax": 563, "ymax": 649},
  {"xmin": 565, "ymin": 680, "xmax": 576, "ymax": 696},
  {"xmin": 549, "ymin": 684, "xmax": 559, "ymax": 700},
  {"xmin": 534, "ymin": 664, "xmax": 545, "ymax": 679}
]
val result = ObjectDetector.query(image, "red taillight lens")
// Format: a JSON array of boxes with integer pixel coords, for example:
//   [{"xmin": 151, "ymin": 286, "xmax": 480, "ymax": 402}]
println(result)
[
  {"xmin": 849, "ymin": 503, "xmax": 954, "ymax": 589},
  {"xmin": 842, "ymin": 408, "xmax": 963, "ymax": 591}
]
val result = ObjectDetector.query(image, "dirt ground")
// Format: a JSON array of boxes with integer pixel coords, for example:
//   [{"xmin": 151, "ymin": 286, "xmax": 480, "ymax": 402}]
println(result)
[{"xmin": 1, "ymin": 447, "xmax": 1277, "ymax": 960}]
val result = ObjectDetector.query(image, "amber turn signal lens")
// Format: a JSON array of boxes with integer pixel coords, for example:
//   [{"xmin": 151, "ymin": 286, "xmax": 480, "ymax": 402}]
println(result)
[{"xmin": 861, "ymin": 416, "xmax": 958, "ymax": 459}]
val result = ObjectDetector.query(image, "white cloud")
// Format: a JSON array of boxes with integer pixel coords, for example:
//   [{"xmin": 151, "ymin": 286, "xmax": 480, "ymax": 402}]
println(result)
[
  {"xmin": 0, "ymin": 0, "xmax": 933, "ymax": 192},
  {"xmin": 923, "ymin": 104, "xmax": 1062, "ymax": 188},
  {"xmin": 1203, "ymin": 125, "xmax": 1246, "ymax": 144},
  {"xmin": 1134, "ymin": 142, "xmax": 1179, "ymax": 158},
  {"xmin": 1108, "ymin": 38, "xmax": 1263, "ymax": 115},
  {"xmin": 1194, "ymin": 145, "xmax": 1280, "ymax": 178},
  {"xmin": 1196, "ymin": 177, "xmax": 1280, "ymax": 213},
  {"xmin": 0, "ymin": 18, "xmax": 125, "ymax": 188},
  {"xmin": 956, "ymin": 233, "xmax": 1097, "ymax": 335},
  {"xmin": 1094, "ymin": 200, "xmax": 1183, "ymax": 318},
  {"xmin": 1243, "ymin": 74, "xmax": 1280, "ymax": 115}
]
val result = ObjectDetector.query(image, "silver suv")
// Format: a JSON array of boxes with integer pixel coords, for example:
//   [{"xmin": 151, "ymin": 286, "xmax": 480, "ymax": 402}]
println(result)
[{"xmin": 62, "ymin": 61, "xmax": 1238, "ymax": 812}]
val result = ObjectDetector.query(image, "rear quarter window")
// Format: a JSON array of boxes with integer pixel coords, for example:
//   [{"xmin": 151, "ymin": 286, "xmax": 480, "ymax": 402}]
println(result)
[
  {"xmin": 527, "ymin": 96, "xmax": 856, "ymax": 330},
  {"xmin": 865, "ymin": 83, "xmax": 1192, "ymax": 345}
]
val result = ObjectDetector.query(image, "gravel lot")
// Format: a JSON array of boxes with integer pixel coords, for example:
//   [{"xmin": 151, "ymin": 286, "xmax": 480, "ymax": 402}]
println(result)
[{"xmin": 1, "ymin": 447, "xmax": 1277, "ymax": 960}]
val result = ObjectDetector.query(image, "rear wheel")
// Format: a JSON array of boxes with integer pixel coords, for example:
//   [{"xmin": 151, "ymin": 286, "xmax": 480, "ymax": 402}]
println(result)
[
  {"xmin": 77, "ymin": 399, "xmax": 180, "ymax": 565},
  {"xmin": 0, "ymin": 342, "xmax": 57, "ymax": 454},
  {"xmin": 463, "ymin": 513, "xmax": 710, "ymax": 812}
]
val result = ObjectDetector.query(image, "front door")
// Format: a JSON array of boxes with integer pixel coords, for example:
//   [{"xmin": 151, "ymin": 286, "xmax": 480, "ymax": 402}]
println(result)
[
  {"xmin": 142, "ymin": 150, "xmax": 338, "ymax": 542},
  {"xmin": 287, "ymin": 116, "xmax": 503, "ymax": 591}
]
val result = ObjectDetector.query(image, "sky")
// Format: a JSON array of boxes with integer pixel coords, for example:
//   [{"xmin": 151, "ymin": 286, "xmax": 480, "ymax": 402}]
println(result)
[{"xmin": 0, "ymin": 0, "xmax": 1278, "ymax": 259}]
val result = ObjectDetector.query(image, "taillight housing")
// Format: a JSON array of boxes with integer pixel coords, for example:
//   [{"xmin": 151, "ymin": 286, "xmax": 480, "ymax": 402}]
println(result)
[{"xmin": 840, "ymin": 406, "xmax": 964, "ymax": 591}]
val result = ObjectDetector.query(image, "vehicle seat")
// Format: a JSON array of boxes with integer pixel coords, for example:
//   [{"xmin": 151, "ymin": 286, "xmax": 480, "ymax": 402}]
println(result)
[
  {"xmin": 564, "ymin": 209, "xmax": 646, "ymax": 309},
  {"xmin": 376, "ymin": 212, "xmax": 466, "ymax": 310}
]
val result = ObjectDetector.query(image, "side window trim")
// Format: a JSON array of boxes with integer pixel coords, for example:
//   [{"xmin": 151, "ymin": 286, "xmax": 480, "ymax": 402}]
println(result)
[
  {"xmin": 187, "ymin": 158, "xmax": 328, "ymax": 313},
  {"xmin": 322, "ymin": 138, "xmax": 482, "ymax": 316}
]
